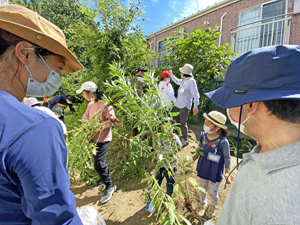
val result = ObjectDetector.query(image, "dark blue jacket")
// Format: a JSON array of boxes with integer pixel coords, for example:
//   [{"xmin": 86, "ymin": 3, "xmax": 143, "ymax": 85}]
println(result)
[{"xmin": 48, "ymin": 94, "xmax": 75, "ymax": 112}]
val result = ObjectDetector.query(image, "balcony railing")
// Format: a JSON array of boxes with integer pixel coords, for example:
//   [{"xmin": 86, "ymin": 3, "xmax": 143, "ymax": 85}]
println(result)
[{"xmin": 231, "ymin": 14, "xmax": 292, "ymax": 57}]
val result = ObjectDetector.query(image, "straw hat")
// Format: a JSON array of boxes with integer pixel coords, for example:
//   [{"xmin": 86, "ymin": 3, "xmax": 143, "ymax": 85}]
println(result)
[
  {"xmin": 0, "ymin": 4, "xmax": 83, "ymax": 73},
  {"xmin": 203, "ymin": 111, "xmax": 227, "ymax": 129}
]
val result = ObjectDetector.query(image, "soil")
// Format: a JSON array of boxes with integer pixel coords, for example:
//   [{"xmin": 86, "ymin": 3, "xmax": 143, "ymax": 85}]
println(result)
[{"xmin": 71, "ymin": 124, "xmax": 239, "ymax": 225}]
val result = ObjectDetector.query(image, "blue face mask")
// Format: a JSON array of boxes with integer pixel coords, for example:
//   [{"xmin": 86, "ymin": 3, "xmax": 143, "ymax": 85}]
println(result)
[{"xmin": 25, "ymin": 54, "xmax": 62, "ymax": 97}]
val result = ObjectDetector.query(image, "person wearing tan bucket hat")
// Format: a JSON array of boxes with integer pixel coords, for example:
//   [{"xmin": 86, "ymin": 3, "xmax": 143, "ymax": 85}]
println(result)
[
  {"xmin": 192, "ymin": 111, "xmax": 231, "ymax": 219},
  {"xmin": 0, "ymin": 4, "xmax": 83, "ymax": 225}
]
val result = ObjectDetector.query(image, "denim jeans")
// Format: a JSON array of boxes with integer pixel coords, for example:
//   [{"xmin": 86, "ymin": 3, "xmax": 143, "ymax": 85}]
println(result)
[{"xmin": 155, "ymin": 167, "xmax": 177, "ymax": 197}]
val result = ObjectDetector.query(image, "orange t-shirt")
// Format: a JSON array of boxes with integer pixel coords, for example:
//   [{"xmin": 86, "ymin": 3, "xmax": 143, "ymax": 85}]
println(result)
[{"xmin": 82, "ymin": 101, "xmax": 115, "ymax": 143}]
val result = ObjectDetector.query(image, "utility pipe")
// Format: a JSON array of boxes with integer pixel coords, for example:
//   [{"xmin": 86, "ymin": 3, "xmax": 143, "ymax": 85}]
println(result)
[{"xmin": 219, "ymin": 12, "xmax": 227, "ymax": 46}]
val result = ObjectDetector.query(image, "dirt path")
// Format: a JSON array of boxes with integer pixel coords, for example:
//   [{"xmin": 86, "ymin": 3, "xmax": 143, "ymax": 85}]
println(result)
[{"xmin": 71, "ymin": 124, "xmax": 239, "ymax": 224}]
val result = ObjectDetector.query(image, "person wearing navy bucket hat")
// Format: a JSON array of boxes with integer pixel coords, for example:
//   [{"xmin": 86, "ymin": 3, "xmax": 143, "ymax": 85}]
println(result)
[{"xmin": 205, "ymin": 45, "xmax": 300, "ymax": 224}]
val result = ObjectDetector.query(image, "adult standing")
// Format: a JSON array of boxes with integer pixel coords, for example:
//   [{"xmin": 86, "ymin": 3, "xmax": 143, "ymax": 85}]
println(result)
[
  {"xmin": 130, "ymin": 66, "xmax": 148, "ymax": 97},
  {"xmin": 76, "ymin": 81, "xmax": 117, "ymax": 204},
  {"xmin": 158, "ymin": 71, "xmax": 176, "ymax": 110},
  {"xmin": 169, "ymin": 63, "xmax": 200, "ymax": 147},
  {"xmin": 130, "ymin": 66, "xmax": 148, "ymax": 136},
  {"xmin": 48, "ymin": 94, "xmax": 76, "ymax": 121},
  {"xmin": 205, "ymin": 45, "xmax": 300, "ymax": 224},
  {"xmin": 0, "ymin": 5, "xmax": 83, "ymax": 224}
]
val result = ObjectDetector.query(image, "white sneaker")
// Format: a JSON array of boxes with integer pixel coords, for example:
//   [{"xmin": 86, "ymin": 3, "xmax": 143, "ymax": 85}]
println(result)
[
  {"xmin": 198, "ymin": 203, "xmax": 207, "ymax": 217},
  {"xmin": 205, "ymin": 204, "xmax": 216, "ymax": 218}
]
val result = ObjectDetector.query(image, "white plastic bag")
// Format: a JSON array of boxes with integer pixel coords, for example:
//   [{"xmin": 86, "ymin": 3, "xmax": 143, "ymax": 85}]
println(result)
[
  {"xmin": 77, "ymin": 206, "xmax": 106, "ymax": 225},
  {"xmin": 204, "ymin": 221, "xmax": 215, "ymax": 225}
]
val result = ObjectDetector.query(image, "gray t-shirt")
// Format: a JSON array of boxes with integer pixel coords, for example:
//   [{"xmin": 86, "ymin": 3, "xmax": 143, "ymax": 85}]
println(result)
[{"xmin": 217, "ymin": 141, "xmax": 300, "ymax": 225}]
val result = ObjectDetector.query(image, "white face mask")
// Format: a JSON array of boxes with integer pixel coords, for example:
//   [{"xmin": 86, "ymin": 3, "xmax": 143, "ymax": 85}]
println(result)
[
  {"xmin": 203, "ymin": 125, "xmax": 218, "ymax": 134},
  {"xmin": 226, "ymin": 108, "xmax": 251, "ymax": 135},
  {"xmin": 25, "ymin": 54, "xmax": 62, "ymax": 97},
  {"xmin": 166, "ymin": 78, "xmax": 170, "ymax": 83}
]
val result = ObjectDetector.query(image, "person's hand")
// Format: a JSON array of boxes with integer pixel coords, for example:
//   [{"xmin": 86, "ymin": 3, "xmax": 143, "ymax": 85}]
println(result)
[
  {"xmin": 171, "ymin": 133, "xmax": 177, "ymax": 140},
  {"xmin": 152, "ymin": 134, "xmax": 158, "ymax": 139},
  {"xmin": 224, "ymin": 173, "xmax": 231, "ymax": 184},
  {"xmin": 168, "ymin": 70, "xmax": 173, "ymax": 75},
  {"xmin": 192, "ymin": 154, "xmax": 199, "ymax": 161},
  {"xmin": 158, "ymin": 154, "xmax": 163, "ymax": 161},
  {"xmin": 193, "ymin": 107, "xmax": 198, "ymax": 115}
]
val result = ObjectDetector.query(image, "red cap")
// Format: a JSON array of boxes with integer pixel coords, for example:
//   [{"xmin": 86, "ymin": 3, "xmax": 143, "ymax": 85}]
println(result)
[{"xmin": 160, "ymin": 71, "xmax": 170, "ymax": 78}]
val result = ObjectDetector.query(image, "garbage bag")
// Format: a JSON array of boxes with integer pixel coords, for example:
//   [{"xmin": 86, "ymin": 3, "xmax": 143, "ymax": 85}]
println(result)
[
  {"xmin": 77, "ymin": 206, "xmax": 106, "ymax": 225},
  {"xmin": 204, "ymin": 221, "xmax": 215, "ymax": 225}
]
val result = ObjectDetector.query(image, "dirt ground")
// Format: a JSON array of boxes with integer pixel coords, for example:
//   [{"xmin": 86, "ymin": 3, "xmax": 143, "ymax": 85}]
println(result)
[{"xmin": 71, "ymin": 124, "xmax": 239, "ymax": 225}]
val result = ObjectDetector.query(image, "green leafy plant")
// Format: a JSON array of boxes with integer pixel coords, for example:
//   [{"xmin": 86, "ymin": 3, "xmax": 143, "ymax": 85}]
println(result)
[{"xmin": 162, "ymin": 23, "xmax": 235, "ymax": 119}]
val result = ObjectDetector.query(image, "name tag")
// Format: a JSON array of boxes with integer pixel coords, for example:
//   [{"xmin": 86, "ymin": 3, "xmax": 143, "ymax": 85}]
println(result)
[
  {"xmin": 179, "ymin": 89, "xmax": 185, "ymax": 93},
  {"xmin": 207, "ymin": 152, "xmax": 221, "ymax": 163}
]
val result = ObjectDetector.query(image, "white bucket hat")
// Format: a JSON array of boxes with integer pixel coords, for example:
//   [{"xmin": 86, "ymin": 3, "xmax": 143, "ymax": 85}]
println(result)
[
  {"xmin": 76, "ymin": 81, "xmax": 98, "ymax": 94},
  {"xmin": 179, "ymin": 63, "xmax": 194, "ymax": 75}
]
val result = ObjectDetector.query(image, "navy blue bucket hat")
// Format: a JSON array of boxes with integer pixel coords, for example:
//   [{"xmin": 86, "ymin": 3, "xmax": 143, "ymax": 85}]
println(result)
[{"xmin": 205, "ymin": 45, "xmax": 300, "ymax": 108}]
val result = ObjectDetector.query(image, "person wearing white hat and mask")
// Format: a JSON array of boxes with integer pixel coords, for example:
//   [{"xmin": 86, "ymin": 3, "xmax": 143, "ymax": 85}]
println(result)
[
  {"xmin": 76, "ymin": 81, "xmax": 117, "ymax": 204},
  {"xmin": 205, "ymin": 45, "xmax": 300, "ymax": 224},
  {"xmin": 0, "ymin": 4, "xmax": 83, "ymax": 224},
  {"xmin": 169, "ymin": 63, "xmax": 200, "ymax": 147}
]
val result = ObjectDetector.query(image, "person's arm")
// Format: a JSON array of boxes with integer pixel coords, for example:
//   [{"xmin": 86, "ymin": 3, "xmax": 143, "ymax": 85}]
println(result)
[
  {"xmin": 190, "ymin": 79, "xmax": 200, "ymax": 115},
  {"xmin": 103, "ymin": 105, "xmax": 115, "ymax": 129},
  {"xmin": 8, "ymin": 118, "xmax": 82, "ymax": 224},
  {"xmin": 48, "ymin": 96, "xmax": 59, "ymax": 110},
  {"xmin": 68, "ymin": 104, "xmax": 76, "ymax": 113},
  {"xmin": 222, "ymin": 139, "xmax": 231, "ymax": 184},
  {"xmin": 168, "ymin": 83, "xmax": 177, "ymax": 103},
  {"xmin": 170, "ymin": 74, "xmax": 183, "ymax": 86}
]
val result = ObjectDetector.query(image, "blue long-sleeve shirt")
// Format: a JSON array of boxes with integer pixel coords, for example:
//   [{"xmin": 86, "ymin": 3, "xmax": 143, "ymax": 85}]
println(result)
[
  {"xmin": 48, "ymin": 94, "xmax": 75, "ymax": 112},
  {"xmin": 170, "ymin": 74, "xmax": 200, "ymax": 110},
  {"xmin": 0, "ymin": 91, "xmax": 82, "ymax": 225}
]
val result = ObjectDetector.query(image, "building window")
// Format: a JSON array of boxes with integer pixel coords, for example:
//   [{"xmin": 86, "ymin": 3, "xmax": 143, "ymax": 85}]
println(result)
[
  {"xmin": 157, "ymin": 40, "xmax": 167, "ymax": 66},
  {"xmin": 233, "ymin": 0, "xmax": 289, "ymax": 55}
]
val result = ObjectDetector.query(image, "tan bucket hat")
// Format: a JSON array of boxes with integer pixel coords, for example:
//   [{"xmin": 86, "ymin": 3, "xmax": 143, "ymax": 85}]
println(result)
[
  {"xmin": 0, "ymin": 4, "xmax": 83, "ymax": 73},
  {"xmin": 203, "ymin": 111, "xmax": 227, "ymax": 129}
]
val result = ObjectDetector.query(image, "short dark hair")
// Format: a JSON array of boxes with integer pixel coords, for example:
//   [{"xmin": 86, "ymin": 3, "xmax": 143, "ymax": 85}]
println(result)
[
  {"xmin": 263, "ymin": 99, "xmax": 300, "ymax": 124},
  {"xmin": 66, "ymin": 95, "xmax": 75, "ymax": 103}
]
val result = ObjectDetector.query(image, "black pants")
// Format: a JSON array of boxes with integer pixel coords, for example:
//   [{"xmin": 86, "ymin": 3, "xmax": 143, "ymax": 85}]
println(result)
[
  {"xmin": 172, "ymin": 107, "xmax": 190, "ymax": 140},
  {"xmin": 94, "ymin": 142, "xmax": 112, "ymax": 188}
]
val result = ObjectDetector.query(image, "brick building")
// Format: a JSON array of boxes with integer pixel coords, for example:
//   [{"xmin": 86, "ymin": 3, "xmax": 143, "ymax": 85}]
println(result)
[{"xmin": 145, "ymin": 0, "xmax": 300, "ymax": 66}]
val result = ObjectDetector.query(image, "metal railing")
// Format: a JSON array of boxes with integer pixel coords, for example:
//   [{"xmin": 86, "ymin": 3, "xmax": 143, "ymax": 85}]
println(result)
[{"xmin": 231, "ymin": 14, "xmax": 292, "ymax": 57}]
